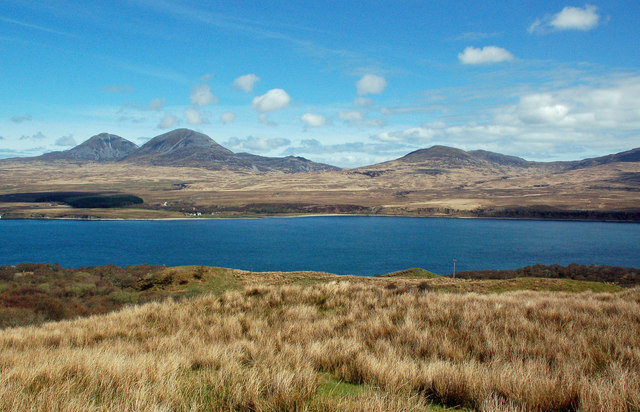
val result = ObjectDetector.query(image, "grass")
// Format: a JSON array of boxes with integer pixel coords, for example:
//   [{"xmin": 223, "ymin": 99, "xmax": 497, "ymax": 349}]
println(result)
[
  {"xmin": 0, "ymin": 268, "xmax": 638, "ymax": 411},
  {"xmin": 378, "ymin": 267, "xmax": 440, "ymax": 278}
]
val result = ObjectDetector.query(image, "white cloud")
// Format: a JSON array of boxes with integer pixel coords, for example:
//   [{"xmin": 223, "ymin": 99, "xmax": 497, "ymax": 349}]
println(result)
[
  {"xmin": 517, "ymin": 94, "xmax": 570, "ymax": 124},
  {"xmin": 300, "ymin": 113, "xmax": 327, "ymax": 127},
  {"xmin": 221, "ymin": 112, "xmax": 236, "ymax": 124},
  {"xmin": 190, "ymin": 84, "xmax": 218, "ymax": 106},
  {"xmin": 10, "ymin": 114, "xmax": 32, "ymax": 123},
  {"xmin": 158, "ymin": 113, "xmax": 178, "ymax": 129},
  {"xmin": 200, "ymin": 73, "xmax": 214, "ymax": 81},
  {"xmin": 458, "ymin": 46, "xmax": 514, "ymax": 64},
  {"xmin": 252, "ymin": 88, "xmax": 290, "ymax": 112},
  {"xmin": 356, "ymin": 74, "xmax": 387, "ymax": 95},
  {"xmin": 226, "ymin": 136, "xmax": 290, "ymax": 152},
  {"xmin": 233, "ymin": 73, "xmax": 260, "ymax": 93},
  {"xmin": 55, "ymin": 135, "xmax": 76, "ymax": 147},
  {"xmin": 184, "ymin": 107, "xmax": 208, "ymax": 125},
  {"xmin": 338, "ymin": 110, "xmax": 385, "ymax": 127},
  {"xmin": 354, "ymin": 97, "xmax": 373, "ymax": 107},
  {"xmin": 148, "ymin": 98, "xmax": 166, "ymax": 111},
  {"xmin": 529, "ymin": 5, "xmax": 600, "ymax": 34}
]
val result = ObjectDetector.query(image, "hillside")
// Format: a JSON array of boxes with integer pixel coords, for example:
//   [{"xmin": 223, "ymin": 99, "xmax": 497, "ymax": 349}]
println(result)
[
  {"xmin": 38, "ymin": 133, "xmax": 138, "ymax": 161},
  {"xmin": 1, "ymin": 138, "xmax": 639, "ymax": 220},
  {"xmin": 0, "ymin": 265, "xmax": 638, "ymax": 411}
]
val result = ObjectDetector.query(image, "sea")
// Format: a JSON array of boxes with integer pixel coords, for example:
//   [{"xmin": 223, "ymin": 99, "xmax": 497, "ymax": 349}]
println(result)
[{"xmin": 0, "ymin": 216, "xmax": 638, "ymax": 275}]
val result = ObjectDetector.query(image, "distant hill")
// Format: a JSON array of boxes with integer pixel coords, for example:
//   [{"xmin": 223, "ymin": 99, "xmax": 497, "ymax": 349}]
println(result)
[
  {"xmin": 123, "ymin": 129, "xmax": 340, "ymax": 173},
  {"xmin": 18, "ymin": 128, "xmax": 340, "ymax": 173},
  {"xmin": 398, "ymin": 146, "xmax": 533, "ymax": 168},
  {"xmin": 39, "ymin": 133, "xmax": 138, "ymax": 161},
  {"xmin": 568, "ymin": 147, "xmax": 640, "ymax": 169},
  {"xmin": 364, "ymin": 144, "xmax": 640, "ymax": 173}
]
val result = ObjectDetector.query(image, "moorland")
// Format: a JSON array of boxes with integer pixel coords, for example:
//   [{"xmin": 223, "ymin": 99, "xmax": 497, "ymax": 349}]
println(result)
[
  {"xmin": 0, "ymin": 263, "xmax": 639, "ymax": 411},
  {"xmin": 1, "ymin": 128, "xmax": 640, "ymax": 221}
]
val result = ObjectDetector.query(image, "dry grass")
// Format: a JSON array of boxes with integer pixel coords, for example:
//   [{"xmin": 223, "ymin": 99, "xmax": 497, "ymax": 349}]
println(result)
[
  {"xmin": 1, "ymin": 278, "xmax": 638, "ymax": 411},
  {"xmin": 1, "ymin": 159, "xmax": 639, "ymax": 219}
]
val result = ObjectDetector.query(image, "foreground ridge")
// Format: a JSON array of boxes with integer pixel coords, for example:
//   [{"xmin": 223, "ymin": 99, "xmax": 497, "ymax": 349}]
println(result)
[{"xmin": 0, "ymin": 264, "xmax": 638, "ymax": 411}]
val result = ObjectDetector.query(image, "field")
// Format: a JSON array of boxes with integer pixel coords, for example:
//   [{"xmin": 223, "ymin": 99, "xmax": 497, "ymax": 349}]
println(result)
[{"xmin": 1, "ymin": 265, "xmax": 639, "ymax": 411}]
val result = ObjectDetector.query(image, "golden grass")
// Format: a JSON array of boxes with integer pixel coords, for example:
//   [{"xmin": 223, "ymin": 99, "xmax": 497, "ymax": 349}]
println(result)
[{"xmin": 1, "ymin": 280, "xmax": 639, "ymax": 411}]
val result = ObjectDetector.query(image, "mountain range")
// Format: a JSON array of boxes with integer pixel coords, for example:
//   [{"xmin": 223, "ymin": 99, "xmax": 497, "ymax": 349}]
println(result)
[
  {"xmin": 14, "ymin": 128, "xmax": 640, "ymax": 174},
  {"xmin": 32, "ymin": 129, "xmax": 339, "ymax": 173}
]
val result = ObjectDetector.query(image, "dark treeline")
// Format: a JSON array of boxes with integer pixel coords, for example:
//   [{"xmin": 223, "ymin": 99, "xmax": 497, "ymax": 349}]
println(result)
[
  {"xmin": 0, "ymin": 192, "xmax": 143, "ymax": 208},
  {"xmin": 452, "ymin": 263, "xmax": 640, "ymax": 287}
]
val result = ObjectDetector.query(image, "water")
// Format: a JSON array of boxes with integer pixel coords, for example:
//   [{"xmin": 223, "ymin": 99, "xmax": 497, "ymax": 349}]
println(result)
[{"xmin": 0, "ymin": 217, "xmax": 638, "ymax": 275}]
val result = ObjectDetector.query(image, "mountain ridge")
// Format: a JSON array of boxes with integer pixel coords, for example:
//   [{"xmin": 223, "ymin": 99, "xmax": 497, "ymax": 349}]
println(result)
[{"xmin": 5, "ymin": 128, "xmax": 640, "ymax": 172}]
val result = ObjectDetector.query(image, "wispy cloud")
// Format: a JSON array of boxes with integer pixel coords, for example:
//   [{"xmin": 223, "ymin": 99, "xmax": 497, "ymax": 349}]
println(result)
[
  {"xmin": 451, "ymin": 32, "xmax": 501, "ymax": 42},
  {"xmin": 104, "ymin": 85, "xmax": 135, "ymax": 94},
  {"xmin": 19, "ymin": 132, "xmax": 46, "ymax": 140},
  {"xmin": 225, "ymin": 136, "xmax": 290, "ymax": 152},
  {"xmin": 0, "ymin": 16, "xmax": 74, "ymax": 37},
  {"xmin": 10, "ymin": 115, "xmax": 32, "ymax": 123}
]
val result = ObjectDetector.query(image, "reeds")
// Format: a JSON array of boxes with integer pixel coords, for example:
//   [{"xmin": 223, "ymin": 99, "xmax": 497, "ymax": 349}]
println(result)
[{"xmin": 1, "ymin": 281, "xmax": 638, "ymax": 411}]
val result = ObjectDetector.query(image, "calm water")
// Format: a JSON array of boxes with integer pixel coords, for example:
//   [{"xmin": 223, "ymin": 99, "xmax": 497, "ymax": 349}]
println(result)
[{"xmin": 0, "ymin": 217, "xmax": 638, "ymax": 275}]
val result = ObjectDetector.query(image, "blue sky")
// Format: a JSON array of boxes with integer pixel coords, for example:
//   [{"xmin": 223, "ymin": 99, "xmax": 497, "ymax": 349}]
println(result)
[{"xmin": 1, "ymin": 0, "xmax": 639, "ymax": 167}]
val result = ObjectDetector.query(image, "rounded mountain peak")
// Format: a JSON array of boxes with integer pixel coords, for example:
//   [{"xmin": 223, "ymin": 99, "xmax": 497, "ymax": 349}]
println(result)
[
  {"xmin": 400, "ymin": 145, "xmax": 471, "ymax": 163},
  {"xmin": 136, "ymin": 129, "xmax": 233, "ymax": 156},
  {"xmin": 40, "ymin": 133, "xmax": 138, "ymax": 161}
]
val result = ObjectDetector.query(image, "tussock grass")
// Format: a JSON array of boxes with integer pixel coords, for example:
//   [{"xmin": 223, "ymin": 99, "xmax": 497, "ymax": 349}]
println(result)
[{"xmin": 1, "ymin": 280, "xmax": 639, "ymax": 411}]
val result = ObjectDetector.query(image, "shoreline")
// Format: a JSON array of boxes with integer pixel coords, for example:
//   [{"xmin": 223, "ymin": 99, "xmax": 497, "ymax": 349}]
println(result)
[{"xmin": 2, "ymin": 211, "xmax": 640, "ymax": 223}]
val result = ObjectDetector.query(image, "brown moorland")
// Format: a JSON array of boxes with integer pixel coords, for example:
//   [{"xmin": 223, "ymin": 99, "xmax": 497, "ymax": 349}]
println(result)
[
  {"xmin": 0, "ymin": 265, "xmax": 638, "ymax": 411},
  {"xmin": 1, "ymin": 132, "xmax": 639, "ymax": 220}
]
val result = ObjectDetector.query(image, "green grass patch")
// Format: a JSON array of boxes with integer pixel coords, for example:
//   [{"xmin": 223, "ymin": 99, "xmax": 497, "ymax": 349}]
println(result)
[
  {"xmin": 107, "ymin": 290, "xmax": 139, "ymax": 304},
  {"xmin": 316, "ymin": 373, "xmax": 371, "ymax": 398},
  {"xmin": 378, "ymin": 267, "xmax": 440, "ymax": 278}
]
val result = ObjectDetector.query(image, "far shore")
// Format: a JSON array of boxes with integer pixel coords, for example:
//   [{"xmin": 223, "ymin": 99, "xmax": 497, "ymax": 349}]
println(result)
[{"xmin": 2, "ymin": 210, "xmax": 640, "ymax": 223}]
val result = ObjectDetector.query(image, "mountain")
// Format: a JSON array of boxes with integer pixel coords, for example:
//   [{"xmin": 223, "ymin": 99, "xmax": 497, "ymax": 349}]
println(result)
[
  {"xmin": 122, "ymin": 128, "xmax": 340, "ymax": 173},
  {"xmin": 398, "ymin": 146, "xmax": 531, "ymax": 167},
  {"xmin": 39, "ymin": 133, "xmax": 138, "ymax": 161},
  {"xmin": 568, "ymin": 147, "xmax": 640, "ymax": 169},
  {"xmin": 124, "ymin": 129, "xmax": 236, "ymax": 166}
]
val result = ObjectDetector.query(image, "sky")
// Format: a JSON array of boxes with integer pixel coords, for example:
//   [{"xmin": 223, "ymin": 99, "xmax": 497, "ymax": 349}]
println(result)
[{"xmin": 1, "ymin": 0, "xmax": 639, "ymax": 167}]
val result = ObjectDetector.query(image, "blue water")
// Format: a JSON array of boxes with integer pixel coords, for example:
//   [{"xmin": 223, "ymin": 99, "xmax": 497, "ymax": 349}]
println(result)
[{"xmin": 0, "ymin": 217, "xmax": 638, "ymax": 275}]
